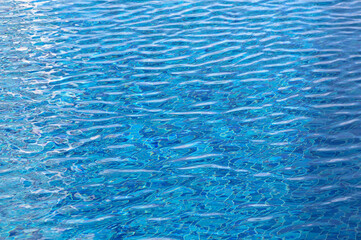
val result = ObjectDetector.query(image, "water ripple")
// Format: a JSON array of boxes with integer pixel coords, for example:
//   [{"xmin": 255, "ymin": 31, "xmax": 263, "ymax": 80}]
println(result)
[{"xmin": 1, "ymin": 0, "xmax": 361, "ymax": 239}]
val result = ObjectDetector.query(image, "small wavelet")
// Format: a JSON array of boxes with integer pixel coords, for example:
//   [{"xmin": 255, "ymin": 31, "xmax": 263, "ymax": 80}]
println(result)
[{"xmin": 1, "ymin": 0, "xmax": 361, "ymax": 239}]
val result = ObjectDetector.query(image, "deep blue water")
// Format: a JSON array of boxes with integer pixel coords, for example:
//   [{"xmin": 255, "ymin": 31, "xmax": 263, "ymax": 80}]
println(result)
[{"xmin": 1, "ymin": 0, "xmax": 361, "ymax": 239}]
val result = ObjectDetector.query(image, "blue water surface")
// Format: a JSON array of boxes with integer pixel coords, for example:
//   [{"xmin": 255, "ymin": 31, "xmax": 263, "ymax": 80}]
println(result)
[{"xmin": 1, "ymin": 0, "xmax": 361, "ymax": 239}]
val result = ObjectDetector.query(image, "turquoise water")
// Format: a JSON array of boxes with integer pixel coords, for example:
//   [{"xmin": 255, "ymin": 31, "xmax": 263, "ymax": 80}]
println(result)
[{"xmin": 1, "ymin": 0, "xmax": 361, "ymax": 239}]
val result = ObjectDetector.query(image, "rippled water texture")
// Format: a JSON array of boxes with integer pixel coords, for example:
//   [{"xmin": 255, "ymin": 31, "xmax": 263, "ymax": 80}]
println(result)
[{"xmin": 1, "ymin": 0, "xmax": 361, "ymax": 239}]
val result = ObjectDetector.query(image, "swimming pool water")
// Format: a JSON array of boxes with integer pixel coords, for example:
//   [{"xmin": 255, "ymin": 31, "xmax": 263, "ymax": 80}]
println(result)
[{"xmin": 1, "ymin": 0, "xmax": 361, "ymax": 239}]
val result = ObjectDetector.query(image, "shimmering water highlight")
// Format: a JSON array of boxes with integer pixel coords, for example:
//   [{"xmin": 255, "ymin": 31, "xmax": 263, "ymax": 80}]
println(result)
[{"xmin": 1, "ymin": 0, "xmax": 361, "ymax": 239}]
